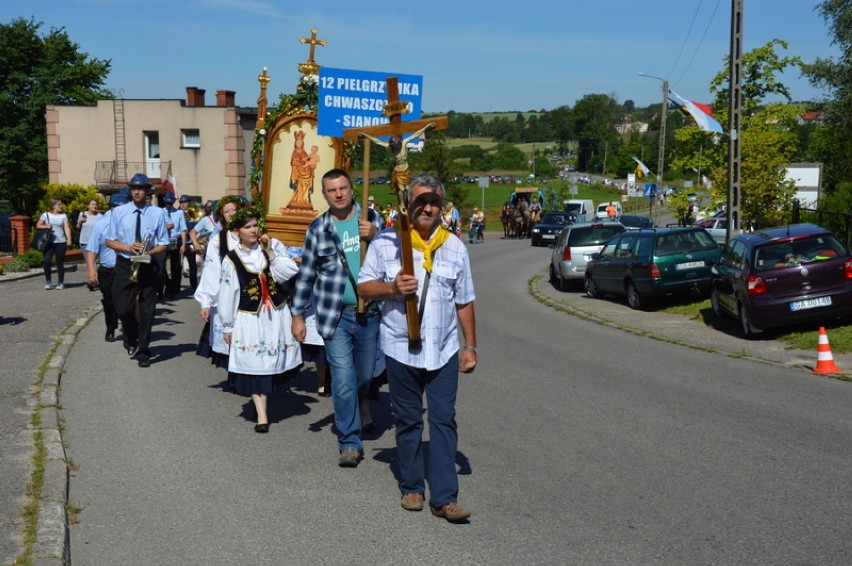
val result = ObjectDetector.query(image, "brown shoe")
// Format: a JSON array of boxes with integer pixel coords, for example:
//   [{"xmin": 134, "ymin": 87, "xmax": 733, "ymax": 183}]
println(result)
[
  {"xmin": 430, "ymin": 502, "xmax": 471, "ymax": 523},
  {"xmin": 400, "ymin": 492, "xmax": 425, "ymax": 511}
]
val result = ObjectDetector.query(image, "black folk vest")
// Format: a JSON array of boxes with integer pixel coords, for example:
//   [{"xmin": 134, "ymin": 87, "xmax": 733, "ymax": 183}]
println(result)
[{"xmin": 227, "ymin": 248, "xmax": 288, "ymax": 314}]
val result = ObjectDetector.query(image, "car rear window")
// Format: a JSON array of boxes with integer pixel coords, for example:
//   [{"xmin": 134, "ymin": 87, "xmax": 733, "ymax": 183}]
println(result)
[
  {"xmin": 620, "ymin": 215, "xmax": 651, "ymax": 229},
  {"xmin": 567, "ymin": 225, "xmax": 625, "ymax": 246},
  {"xmin": 541, "ymin": 213, "xmax": 567, "ymax": 224},
  {"xmin": 654, "ymin": 230, "xmax": 717, "ymax": 256},
  {"xmin": 752, "ymin": 235, "xmax": 848, "ymax": 271}
]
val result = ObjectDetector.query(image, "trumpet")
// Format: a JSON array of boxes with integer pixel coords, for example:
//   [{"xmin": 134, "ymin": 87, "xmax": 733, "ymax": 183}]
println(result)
[{"xmin": 129, "ymin": 234, "xmax": 152, "ymax": 283}]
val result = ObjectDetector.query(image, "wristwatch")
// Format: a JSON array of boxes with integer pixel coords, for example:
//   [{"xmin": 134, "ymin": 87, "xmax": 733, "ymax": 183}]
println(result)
[{"xmin": 463, "ymin": 346, "xmax": 477, "ymax": 353}]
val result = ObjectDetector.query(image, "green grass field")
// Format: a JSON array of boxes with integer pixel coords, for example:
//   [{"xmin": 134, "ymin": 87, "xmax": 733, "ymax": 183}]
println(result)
[{"xmin": 355, "ymin": 179, "xmax": 654, "ymax": 229}]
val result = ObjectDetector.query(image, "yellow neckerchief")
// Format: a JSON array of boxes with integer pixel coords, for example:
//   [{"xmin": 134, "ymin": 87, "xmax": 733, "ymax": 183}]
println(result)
[{"xmin": 396, "ymin": 223, "xmax": 450, "ymax": 273}]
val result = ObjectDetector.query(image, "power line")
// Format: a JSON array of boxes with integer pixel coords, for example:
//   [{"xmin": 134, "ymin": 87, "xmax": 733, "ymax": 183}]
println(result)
[{"xmin": 674, "ymin": 0, "xmax": 724, "ymax": 90}]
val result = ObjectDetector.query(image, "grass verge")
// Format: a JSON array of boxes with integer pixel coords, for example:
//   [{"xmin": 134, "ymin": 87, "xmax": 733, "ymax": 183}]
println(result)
[{"xmin": 660, "ymin": 298, "xmax": 852, "ymax": 353}]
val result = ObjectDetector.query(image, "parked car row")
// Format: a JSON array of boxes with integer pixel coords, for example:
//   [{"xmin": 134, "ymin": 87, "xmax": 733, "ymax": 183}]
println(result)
[{"xmin": 546, "ymin": 222, "xmax": 852, "ymax": 339}]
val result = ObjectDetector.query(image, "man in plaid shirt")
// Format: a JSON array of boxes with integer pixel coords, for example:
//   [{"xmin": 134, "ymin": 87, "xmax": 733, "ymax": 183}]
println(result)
[{"xmin": 291, "ymin": 168, "xmax": 383, "ymax": 468}]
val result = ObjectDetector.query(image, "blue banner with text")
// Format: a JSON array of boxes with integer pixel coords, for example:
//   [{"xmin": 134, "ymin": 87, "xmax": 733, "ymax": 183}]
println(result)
[{"xmin": 317, "ymin": 67, "xmax": 423, "ymax": 137}]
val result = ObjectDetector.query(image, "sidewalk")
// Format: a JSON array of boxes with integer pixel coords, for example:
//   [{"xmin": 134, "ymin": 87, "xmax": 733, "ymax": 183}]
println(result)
[{"xmin": 533, "ymin": 271, "xmax": 852, "ymax": 377}]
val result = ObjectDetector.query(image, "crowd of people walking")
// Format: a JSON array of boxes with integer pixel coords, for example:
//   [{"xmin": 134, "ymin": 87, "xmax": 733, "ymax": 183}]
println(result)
[{"xmin": 68, "ymin": 168, "xmax": 478, "ymax": 522}]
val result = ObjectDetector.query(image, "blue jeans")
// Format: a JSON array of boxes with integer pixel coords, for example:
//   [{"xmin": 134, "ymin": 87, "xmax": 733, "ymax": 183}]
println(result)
[
  {"xmin": 386, "ymin": 353, "xmax": 459, "ymax": 507},
  {"xmin": 324, "ymin": 308, "xmax": 379, "ymax": 452}
]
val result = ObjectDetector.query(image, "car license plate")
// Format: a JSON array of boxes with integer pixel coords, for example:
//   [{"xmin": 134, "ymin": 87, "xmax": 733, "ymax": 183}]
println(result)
[
  {"xmin": 543, "ymin": 234, "xmax": 555, "ymax": 239},
  {"xmin": 789, "ymin": 296, "xmax": 832, "ymax": 311},
  {"xmin": 676, "ymin": 261, "xmax": 705, "ymax": 270}
]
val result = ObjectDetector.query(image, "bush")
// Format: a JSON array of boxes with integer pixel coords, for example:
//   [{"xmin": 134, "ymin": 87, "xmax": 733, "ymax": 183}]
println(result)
[
  {"xmin": 4, "ymin": 256, "xmax": 33, "ymax": 273},
  {"xmin": 16, "ymin": 249, "xmax": 44, "ymax": 268}
]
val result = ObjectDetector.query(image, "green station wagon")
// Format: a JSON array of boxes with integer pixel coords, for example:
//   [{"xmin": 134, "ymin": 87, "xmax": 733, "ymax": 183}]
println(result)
[{"xmin": 584, "ymin": 226, "xmax": 721, "ymax": 309}]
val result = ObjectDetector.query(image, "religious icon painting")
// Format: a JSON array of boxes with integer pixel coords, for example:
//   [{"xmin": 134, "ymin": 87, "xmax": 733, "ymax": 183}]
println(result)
[{"xmin": 261, "ymin": 112, "xmax": 343, "ymax": 246}]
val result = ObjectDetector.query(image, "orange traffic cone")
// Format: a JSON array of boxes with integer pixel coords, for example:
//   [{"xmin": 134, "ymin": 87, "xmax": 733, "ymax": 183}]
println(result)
[{"xmin": 813, "ymin": 326, "xmax": 843, "ymax": 374}]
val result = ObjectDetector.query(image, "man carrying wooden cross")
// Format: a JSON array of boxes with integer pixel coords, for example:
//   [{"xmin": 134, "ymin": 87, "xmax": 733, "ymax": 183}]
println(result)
[{"xmin": 358, "ymin": 174, "xmax": 478, "ymax": 523}]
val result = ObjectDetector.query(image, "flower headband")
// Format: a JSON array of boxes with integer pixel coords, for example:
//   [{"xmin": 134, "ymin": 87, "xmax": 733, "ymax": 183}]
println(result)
[
  {"xmin": 226, "ymin": 206, "xmax": 262, "ymax": 232},
  {"xmin": 214, "ymin": 195, "xmax": 249, "ymax": 215}
]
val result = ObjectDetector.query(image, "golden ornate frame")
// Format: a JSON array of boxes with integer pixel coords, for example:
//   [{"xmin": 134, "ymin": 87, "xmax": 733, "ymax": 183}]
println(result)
[{"xmin": 260, "ymin": 112, "xmax": 343, "ymax": 246}]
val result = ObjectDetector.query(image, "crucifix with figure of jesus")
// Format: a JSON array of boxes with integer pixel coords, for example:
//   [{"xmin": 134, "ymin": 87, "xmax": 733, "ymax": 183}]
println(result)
[{"xmin": 343, "ymin": 77, "xmax": 448, "ymax": 344}]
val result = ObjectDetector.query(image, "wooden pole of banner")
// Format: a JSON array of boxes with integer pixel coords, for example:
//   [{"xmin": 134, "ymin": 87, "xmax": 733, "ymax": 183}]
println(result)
[
  {"xmin": 357, "ymin": 139, "xmax": 371, "ymax": 315},
  {"xmin": 343, "ymin": 77, "xmax": 448, "ymax": 345}
]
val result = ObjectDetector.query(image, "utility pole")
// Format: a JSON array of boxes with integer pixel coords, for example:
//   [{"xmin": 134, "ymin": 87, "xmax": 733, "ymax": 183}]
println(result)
[
  {"xmin": 727, "ymin": 0, "xmax": 743, "ymax": 241},
  {"xmin": 638, "ymin": 72, "xmax": 669, "ymax": 224}
]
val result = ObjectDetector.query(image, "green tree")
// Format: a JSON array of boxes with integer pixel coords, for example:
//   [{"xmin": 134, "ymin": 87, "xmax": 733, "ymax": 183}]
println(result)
[
  {"xmin": 571, "ymin": 94, "xmax": 621, "ymax": 172},
  {"xmin": 545, "ymin": 105, "xmax": 574, "ymax": 157},
  {"xmin": 803, "ymin": 0, "xmax": 852, "ymax": 194},
  {"xmin": 0, "ymin": 18, "xmax": 111, "ymax": 214},
  {"xmin": 675, "ymin": 40, "xmax": 802, "ymax": 228},
  {"xmin": 709, "ymin": 39, "xmax": 803, "ymax": 116}
]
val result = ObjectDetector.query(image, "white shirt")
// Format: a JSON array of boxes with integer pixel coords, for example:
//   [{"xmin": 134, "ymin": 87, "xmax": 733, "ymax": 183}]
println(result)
[
  {"xmin": 193, "ymin": 230, "xmax": 239, "ymax": 309},
  {"xmin": 359, "ymin": 228, "xmax": 475, "ymax": 371}
]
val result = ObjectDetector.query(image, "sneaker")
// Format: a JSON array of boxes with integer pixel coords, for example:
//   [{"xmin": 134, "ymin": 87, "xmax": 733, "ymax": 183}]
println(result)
[
  {"xmin": 338, "ymin": 448, "xmax": 360, "ymax": 468},
  {"xmin": 45, "ymin": 283, "xmax": 53, "ymax": 290},
  {"xmin": 401, "ymin": 493, "xmax": 425, "ymax": 511},
  {"xmin": 430, "ymin": 502, "xmax": 471, "ymax": 523},
  {"xmin": 55, "ymin": 283, "xmax": 65, "ymax": 290}
]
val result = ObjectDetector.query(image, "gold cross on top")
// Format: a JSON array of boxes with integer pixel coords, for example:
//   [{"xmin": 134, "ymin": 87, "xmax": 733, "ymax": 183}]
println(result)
[{"xmin": 300, "ymin": 28, "xmax": 326, "ymax": 64}]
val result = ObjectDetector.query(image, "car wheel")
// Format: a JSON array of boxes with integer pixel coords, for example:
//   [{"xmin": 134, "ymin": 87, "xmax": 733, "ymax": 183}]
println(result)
[
  {"xmin": 710, "ymin": 289, "xmax": 724, "ymax": 317},
  {"xmin": 738, "ymin": 301, "xmax": 763, "ymax": 339},
  {"xmin": 549, "ymin": 264, "xmax": 557, "ymax": 284},
  {"xmin": 585, "ymin": 275, "xmax": 600, "ymax": 298},
  {"xmin": 626, "ymin": 281, "xmax": 645, "ymax": 310},
  {"xmin": 558, "ymin": 273, "xmax": 570, "ymax": 292}
]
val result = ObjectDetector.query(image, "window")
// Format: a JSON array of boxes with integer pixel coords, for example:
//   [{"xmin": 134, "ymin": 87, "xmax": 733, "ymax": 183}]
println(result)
[{"xmin": 181, "ymin": 129, "xmax": 201, "ymax": 148}]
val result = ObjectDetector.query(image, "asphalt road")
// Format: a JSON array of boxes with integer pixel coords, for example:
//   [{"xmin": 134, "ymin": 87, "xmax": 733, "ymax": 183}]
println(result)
[{"xmin": 4, "ymin": 235, "xmax": 852, "ymax": 564}]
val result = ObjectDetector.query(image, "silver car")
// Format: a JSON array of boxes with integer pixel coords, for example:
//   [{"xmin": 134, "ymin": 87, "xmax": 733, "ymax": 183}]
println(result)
[{"xmin": 549, "ymin": 222, "xmax": 626, "ymax": 291}]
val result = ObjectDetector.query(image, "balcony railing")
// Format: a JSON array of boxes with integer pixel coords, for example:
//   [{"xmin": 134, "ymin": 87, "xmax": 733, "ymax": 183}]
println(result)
[{"xmin": 93, "ymin": 161, "xmax": 172, "ymax": 187}]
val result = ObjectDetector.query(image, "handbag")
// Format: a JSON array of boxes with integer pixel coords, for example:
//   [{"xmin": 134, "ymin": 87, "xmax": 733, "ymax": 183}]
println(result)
[{"xmin": 30, "ymin": 228, "xmax": 54, "ymax": 252}]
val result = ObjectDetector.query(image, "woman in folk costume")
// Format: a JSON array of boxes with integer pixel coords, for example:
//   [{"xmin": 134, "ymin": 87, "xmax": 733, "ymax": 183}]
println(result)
[
  {"xmin": 218, "ymin": 208, "xmax": 302, "ymax": 433},
  {"xmin": 193, "ymin": 196, "xmax": 246, "ymax": 372}
]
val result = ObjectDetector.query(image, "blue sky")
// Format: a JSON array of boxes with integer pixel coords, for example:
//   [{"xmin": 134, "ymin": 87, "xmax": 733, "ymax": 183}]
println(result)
[{"xmin": 2, "ymin": 0, "xmax": 838, "ymax": 113}]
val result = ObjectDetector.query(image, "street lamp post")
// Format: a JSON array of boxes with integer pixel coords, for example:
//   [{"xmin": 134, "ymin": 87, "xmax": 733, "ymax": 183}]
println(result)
[{"xmin": 638, "ymin": 73, "xmax": 669, "ymax": 221}]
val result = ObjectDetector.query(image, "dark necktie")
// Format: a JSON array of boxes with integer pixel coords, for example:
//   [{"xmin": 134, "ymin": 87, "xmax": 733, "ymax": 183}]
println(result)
[{"xmin": 134, "ymin": 209, "xmax": 142, "ymax": 242}]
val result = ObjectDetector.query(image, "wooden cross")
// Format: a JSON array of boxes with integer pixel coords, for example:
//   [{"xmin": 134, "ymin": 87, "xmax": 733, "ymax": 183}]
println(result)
[
  {"xmin": 343, "ymin": 77, "xmax": 448, "ymax": 346},
  {"xmin": 299, "ymin": 28, "xmax": 326, "ymax": 64}
]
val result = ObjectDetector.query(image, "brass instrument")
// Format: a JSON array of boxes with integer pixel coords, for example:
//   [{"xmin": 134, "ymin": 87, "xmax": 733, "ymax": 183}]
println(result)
[
  {"xmin": 184, "ymin": 203, "xmax": 199, "ymax": 221},
  {"xmin": 129, "ymin": 234, "xmax": 152, "ymax": 283}
]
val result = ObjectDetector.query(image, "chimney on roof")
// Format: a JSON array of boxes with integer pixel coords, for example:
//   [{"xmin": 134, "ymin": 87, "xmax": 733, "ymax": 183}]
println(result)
[
  {"xmin": 186, "ymin": 86, "xmax": 206, "ymax": 107},
  {"xmin": 216, "ymin": 90, "xmax": 236, "ymax": 107}
]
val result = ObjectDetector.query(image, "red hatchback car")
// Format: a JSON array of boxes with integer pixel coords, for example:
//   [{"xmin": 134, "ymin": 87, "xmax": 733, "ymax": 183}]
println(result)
[{"xmin": 710, "ymin": 223, "xmax": 852, "ymax": 338}]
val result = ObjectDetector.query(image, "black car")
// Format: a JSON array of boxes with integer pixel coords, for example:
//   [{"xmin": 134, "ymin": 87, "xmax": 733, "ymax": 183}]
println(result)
[
  {"xmin": 711, "ymin": 223, "xmax": 852, "ymax": 338},
  {"xmin": 530, "ymin": 212, "xmax": 577, "ymax": 247}
]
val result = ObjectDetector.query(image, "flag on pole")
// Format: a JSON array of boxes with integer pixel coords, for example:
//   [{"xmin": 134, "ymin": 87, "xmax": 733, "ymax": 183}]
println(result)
[
  {"xmin": 668, "ymin": 89, "xmax": 724, "ymax": 134},
  {"xmin": 163, "ymin": 174, "xmax": 177, "ymax": 195},
  {"xmin": 632, "ymin": 156, "xmax": 651, "ymax": 179}
]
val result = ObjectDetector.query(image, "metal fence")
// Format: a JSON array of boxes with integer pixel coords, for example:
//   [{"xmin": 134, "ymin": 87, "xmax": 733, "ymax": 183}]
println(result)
[
  {"xmin": 0, "ymin": 215, "xmax": 16, "ymax": 254},
  {"xmin": 790, "ymin": 200, "xmax": 852, "ymax": 249},
  {"xmin": 94, "ymin": 161, "xmax": 172, "ymax": 185}
]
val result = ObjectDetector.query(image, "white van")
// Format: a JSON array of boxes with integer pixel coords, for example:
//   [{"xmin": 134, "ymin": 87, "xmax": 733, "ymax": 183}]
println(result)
[
  {"xmin": 562, "ymin": 199, "xmax": 594, "ymax": 222},
  {"xmin": 595, "ymin": 201, "xmax": 623, "ymax": 220}
]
